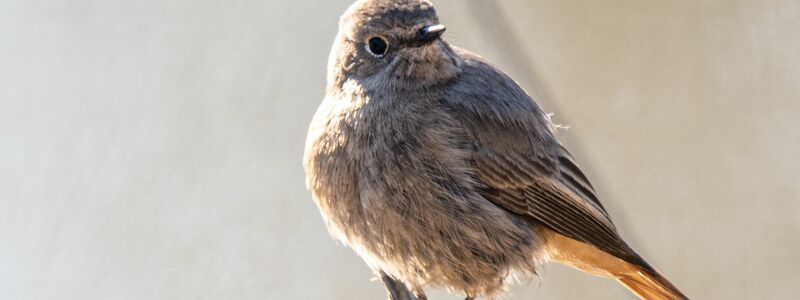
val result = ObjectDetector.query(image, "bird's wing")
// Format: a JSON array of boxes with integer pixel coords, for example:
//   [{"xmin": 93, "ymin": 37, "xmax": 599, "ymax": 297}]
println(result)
[{"xmin": 443, "ymin": 52, "xmax": 651, "ymax": 269}]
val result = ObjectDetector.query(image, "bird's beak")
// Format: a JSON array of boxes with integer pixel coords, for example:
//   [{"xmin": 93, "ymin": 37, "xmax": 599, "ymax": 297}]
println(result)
[{"xmin": 415, "ymin": 24, "xmax": 446, "ymax": 45}]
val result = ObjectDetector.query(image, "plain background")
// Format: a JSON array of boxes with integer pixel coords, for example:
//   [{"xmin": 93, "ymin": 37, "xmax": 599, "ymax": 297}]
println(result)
[{"xmin": 1, "ymin": 0, "xmax": 798, "ymax": 299}]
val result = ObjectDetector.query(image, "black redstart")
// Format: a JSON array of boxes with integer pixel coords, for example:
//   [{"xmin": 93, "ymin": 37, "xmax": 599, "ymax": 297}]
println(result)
[{"xmin": 304, "ymin": 0, "xmax": 687, "ymax": 299}]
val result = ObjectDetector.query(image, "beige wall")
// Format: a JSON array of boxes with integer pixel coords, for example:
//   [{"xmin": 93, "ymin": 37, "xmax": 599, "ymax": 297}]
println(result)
[{"xmin": 1, "ymin": 0, "xmax": 797, "ymax": 299}]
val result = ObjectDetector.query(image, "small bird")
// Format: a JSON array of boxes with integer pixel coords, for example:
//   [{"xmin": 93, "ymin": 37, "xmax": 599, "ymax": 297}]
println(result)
[{"xmin": 303, "ymin": 0, "xmax": 687, "ymax": 299}]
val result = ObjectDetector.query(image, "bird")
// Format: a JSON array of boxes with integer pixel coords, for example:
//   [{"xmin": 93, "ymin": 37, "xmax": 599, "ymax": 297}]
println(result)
[{"xmin": 303, "ymin": 0, "xmax": 687, "ymax": 299}]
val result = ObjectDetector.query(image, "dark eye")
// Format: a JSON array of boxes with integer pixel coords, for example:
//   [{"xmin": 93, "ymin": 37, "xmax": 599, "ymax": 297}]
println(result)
[{"xmin": 366, "ymin": 37, "xmax": 388, "ymax": 57}]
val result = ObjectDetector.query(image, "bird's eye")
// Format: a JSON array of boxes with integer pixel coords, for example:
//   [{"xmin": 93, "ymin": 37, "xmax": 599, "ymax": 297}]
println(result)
[{"xmin": 366, "ymin": 37, "xmax": 388, "ymax": 57}]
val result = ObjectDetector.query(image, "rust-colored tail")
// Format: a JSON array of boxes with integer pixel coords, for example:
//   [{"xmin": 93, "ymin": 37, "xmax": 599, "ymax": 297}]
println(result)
[
  {"xmin": 616, "ymin": 267, "xmax": 688, "ymax": 300},
  {"xmin": 544, "ymin": 230, "xmax": 688, "ymax": 300}
]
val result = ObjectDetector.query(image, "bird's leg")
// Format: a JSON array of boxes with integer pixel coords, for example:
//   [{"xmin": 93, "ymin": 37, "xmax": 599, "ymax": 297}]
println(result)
[{"xmin": 380, "ymin": 272, "xmax": 424, "ymax": 300}]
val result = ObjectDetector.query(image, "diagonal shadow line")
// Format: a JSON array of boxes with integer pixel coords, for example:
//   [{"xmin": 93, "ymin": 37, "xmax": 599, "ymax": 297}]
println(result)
[{"xmin": 461, "ymin": 0, "xmax": 558, "ymax": 112}]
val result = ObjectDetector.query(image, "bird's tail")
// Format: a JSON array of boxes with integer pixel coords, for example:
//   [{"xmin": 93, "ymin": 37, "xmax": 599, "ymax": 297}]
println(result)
[
  {"xmin": 543, "ymin": 230, "xmax": 688, "ymax": 300},
  {"xmin": 615, "ymin": 267, "xmax": 688, "ymax": 300}
]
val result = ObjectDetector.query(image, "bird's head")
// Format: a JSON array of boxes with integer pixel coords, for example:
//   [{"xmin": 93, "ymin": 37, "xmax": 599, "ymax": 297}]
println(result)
[{"xmin": 327, "ymin": 0, "xmax": 462, "ymax": 94}]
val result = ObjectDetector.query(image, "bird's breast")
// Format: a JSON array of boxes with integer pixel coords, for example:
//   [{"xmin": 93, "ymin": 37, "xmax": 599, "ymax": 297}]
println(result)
[{"xmin": 305, "ymin": 94, "xmax": 471, "ymax": 231}]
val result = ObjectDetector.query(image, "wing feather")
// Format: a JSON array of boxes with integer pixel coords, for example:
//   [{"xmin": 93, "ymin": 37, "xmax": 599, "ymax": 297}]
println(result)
[{"xmin": 445, "ymin": 49, "xmax": 652, "ymax": 271}]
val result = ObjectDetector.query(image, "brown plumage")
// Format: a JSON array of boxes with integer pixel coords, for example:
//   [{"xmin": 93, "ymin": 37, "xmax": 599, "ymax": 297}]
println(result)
[{"xmin": 303, "ymin": 0, "xmax": 687, "ymax": 299}]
